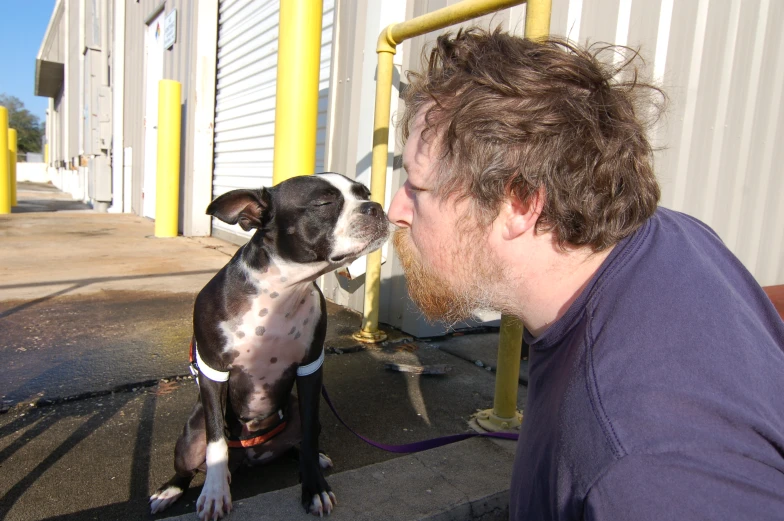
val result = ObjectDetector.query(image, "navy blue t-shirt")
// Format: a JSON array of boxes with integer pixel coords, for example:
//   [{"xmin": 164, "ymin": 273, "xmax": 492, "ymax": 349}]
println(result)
[{"xmin": 509, "ymin": 208, "xmax": 784, "ymax": 520}]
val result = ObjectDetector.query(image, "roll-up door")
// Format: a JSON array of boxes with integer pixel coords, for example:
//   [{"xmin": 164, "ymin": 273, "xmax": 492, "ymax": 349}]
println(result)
[{"xmin": 212, "ymin": 0, "xmax": 335, "ymax": 241}]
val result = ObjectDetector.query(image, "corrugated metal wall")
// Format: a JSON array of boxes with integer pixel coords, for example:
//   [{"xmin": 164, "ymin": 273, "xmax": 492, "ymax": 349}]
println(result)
[
  {"xmin": 211, "ymin": 0, "xmax": 335, "ymax": 243},
  {"xmin": 43, "ymin": 4, "xmax": 65, "ymax": 165},
  {"xmin": 54, "ymin": 93, "xmax": 64, "ymax": 164},
  {"xmin": 381, "ymin": 0, "xmax": 783, "ymax": 337},
  {"xmin": 124, "ymin": 0, "xmax": 197, "ymax": 222},
  {"xmin": 40, "ymin": 4, "xmax": 65, "ymax": 64},
  {"xmin": 67, "ymin": 0, "xmax": 80, "ymax": 160},
  {"xmin": 548, "ymin": 0, "xmax": 784, "ymax": 285}
]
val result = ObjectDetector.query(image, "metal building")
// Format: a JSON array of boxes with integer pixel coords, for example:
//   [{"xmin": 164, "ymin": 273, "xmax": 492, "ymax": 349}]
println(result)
[{"xmin": 34, "ymin": 0, "xmax": 784, "ymax": 338}]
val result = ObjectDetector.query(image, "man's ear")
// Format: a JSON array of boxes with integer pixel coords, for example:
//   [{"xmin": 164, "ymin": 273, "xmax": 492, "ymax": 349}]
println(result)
[
  {"xmin": 206, "ymin": 188, "xmax": 270, "ymax": 231},
  {"xmin": 502, "ymin": 187, "xmax": 544, "ymax": 240}
]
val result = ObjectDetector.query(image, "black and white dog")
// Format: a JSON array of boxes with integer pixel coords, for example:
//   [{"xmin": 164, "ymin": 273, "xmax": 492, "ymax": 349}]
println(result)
[{"xmin": 150, "ymin": 173, "xmax": 388, "ymax": 519}]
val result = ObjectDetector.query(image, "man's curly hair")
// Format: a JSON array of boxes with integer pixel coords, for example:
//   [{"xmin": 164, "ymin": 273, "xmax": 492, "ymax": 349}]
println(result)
[{"xmin": 401, "ymin": 27, "xmax": 665, "ymax": 251}]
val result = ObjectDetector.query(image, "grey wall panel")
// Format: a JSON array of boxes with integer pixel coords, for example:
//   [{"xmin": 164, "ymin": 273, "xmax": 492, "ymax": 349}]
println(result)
[
  {"xmin": 55, "ymin": 92, "xmax": 65, "ymax": 162},
  {"xmin": 68, "ymin": 0, "xmax": 80, "ymax": 159},
  {"xmin": 124, "ymin": 1, "xmax": 145, "ymax": 214},
  {"xmin": 212, "ymin": 0, "xmax": 335, "ymax": 242},
  {"xmin": 41, "ymin": 5, "xmax": 65, "ymax": 63},
  {"xmin": 399, "ymin": 0, "xmax": 784, "ymax": 294},
  {"xmin": 381, "ymin": 0, "xmax": 784, "ymax": 337},
  {"xmin": 124, "ymin": 0, "xmax": 196, "ymax": 226}
]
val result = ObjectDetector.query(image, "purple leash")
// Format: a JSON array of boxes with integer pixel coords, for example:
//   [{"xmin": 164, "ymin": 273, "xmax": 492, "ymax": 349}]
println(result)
[{"xmin": 321, "ymin": 386, "xmax": 518, "ymax": 453}]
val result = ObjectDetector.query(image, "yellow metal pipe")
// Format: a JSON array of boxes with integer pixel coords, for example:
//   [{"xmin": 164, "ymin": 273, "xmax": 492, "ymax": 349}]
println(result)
[
  {"xmin": 476, "ymin": 313, "xmax": 524, "ymax": 431},
  {"xmin": 353, "ymin": 49, "xmax": 395, "ymax": 343},
  {"xmin": 383, "ymin": 0, "xmax": 524, "ymax": 51},
  {"xmin": 355, "ymin": 0, "xmax": 526, "ymax": 343},
  {"xmin": 272, "ymin": 0, "xmax": 323, "ymax": 185},
  {"xmin": 9, "ymin": 129, "xmax": 17, "ymax": 206},
  {"xmin": 524, "ymin": 0, "xmax": 551, "ymax": 40},
  {"xmin": 0, "ymin": 107, "xmax": 10, "ymax": 214},
  {"xmin": 480, "ymin": 0, "xmax": 552, "ymax": 432},
  {"xmin": 493, "ymin": 315, "xmax": 525, "ymax": 418},
  {"xmin": 154, "ymin": 79, "xmax": 182, "ymax": 238}
]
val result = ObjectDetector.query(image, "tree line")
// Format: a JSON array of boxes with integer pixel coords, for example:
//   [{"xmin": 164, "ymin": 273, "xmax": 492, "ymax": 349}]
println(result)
[{"xmin": 0, "ymin": 94, "xmax": 44, "ymax": 155}]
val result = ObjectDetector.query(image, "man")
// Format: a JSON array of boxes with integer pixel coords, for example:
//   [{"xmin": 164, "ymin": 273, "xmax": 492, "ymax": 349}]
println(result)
[{"xmin": 387, "ymin": 28, "xmax": 784, "ymax": 520}]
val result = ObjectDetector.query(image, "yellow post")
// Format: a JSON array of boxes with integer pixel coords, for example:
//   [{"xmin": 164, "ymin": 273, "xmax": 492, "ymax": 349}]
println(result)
[
  {"xmin": 476, "ymin": 315, "xmax": 524, "ymax": 431},
  {"xmin": 9, "ymin": 129, "xmax": 17, "ymax": 206},
  {"xmin": 45, "ymin": 143, "xmax": 49, "ymax": 165},
  {"xmin": 353, "ymin": 47, "xmax": 395, "ymax": 343},
  {"xmin": 154, "ymin": 79, "xmax": 182, "ymax": 238},
  {"xmin": 354, "ymin": 0, "xmax": 526, "ymax": 343},
  {"xmin": 524, "ymin": 0, "xmax": 552, "ymax": 40},
  {"xmin": 0, "ymin": 107, "xmax": 9, "ymax": 214},
  {"xmin": 272, "ymin": 0, "xmax": 323, "ymax": 185},
  {"xmin": 476, "ymin": 0, "xmax": 552, "ymax": 432}
]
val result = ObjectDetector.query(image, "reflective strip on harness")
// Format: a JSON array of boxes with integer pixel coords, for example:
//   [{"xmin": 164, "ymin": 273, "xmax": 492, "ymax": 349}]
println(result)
[
  {"xmin": 195, "ymin": 343, "xmax": 230, "ymax": 382},
  {"xmin": 296, "ymin": 349, "xmax": 324, "ymax": 377}
]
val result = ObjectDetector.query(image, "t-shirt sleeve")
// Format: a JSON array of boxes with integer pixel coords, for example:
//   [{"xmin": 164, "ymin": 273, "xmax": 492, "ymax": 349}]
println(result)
[{"xmin": 584, "ymin": 452, "xmax": 784, "ymax": 521}]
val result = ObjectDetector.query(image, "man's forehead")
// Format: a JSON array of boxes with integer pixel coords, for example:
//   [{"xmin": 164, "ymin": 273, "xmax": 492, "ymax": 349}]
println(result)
[{"xmin": 404, "ymin": 110, "xmax": 439, "ymax": 179}]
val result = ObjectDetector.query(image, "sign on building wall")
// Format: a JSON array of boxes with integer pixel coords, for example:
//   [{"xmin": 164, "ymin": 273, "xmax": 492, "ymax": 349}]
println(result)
[{"xmin": 164, "ymin": 9, "xmax": 177, "ymax": 49}]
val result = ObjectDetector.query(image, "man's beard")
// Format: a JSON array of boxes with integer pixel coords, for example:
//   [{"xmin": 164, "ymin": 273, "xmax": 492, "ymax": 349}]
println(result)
[{"xmin": 393, "ymin": 228, "xmax": 504, "ymax": 325}]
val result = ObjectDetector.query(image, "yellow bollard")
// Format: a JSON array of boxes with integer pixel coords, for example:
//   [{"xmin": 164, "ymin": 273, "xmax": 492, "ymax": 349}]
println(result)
[
  {"xmin": 154, "ymin": 79, "xmax": 182, "ymax": 238},
  {"xmin": 9, "ymin": 129, "xmax": 17, "ymax": 206},
  {"xmin": 0, "ymin": 107, "xmax": 9, "ymax": 214},
  {"xmin": 475, "ymin": 315, "xmax": 524, "ymax": 431},
  {"xmin": 272, "ymin": 0, "xmax": 323, "ymax": 184},
  {"xmin": 352, "ymin": 48, "xmax": 395, "ymax": 344}
]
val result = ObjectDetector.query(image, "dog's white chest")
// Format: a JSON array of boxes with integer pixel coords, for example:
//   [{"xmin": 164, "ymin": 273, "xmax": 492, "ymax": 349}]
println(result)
[{"xmin": 219, "ymin": 275, "xmax": 320, "ymax": 416}]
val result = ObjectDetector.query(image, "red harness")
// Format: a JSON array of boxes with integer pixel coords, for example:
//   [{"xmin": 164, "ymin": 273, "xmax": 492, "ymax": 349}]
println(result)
[{"xmin": 188, "ymin": 338, "xmax": 288, "ymax": 449}]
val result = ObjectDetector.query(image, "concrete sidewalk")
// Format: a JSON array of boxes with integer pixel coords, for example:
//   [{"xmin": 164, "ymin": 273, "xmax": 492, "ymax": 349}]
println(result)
[{"xmin": 0, "ymin": 183, "xmax": 525, "ymax": 521}]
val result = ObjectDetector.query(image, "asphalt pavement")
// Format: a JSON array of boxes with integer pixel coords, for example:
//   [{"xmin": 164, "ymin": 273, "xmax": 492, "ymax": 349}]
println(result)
[{"xmin": 0, "ymin": 183, "xmax": 526, "ymax": 521}]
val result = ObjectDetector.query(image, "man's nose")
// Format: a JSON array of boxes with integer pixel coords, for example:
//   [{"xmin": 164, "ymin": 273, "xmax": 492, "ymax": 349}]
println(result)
[{"xmin": 387, "ymin": 188, "xmax": 411, "ymax": 228}]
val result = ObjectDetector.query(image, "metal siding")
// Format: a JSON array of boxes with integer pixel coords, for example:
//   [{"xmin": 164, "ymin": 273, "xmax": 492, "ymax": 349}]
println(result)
[
  {"xmin": 68, "ymin": 0, "xmax": 80, "ymax": 159},
  {"xmin": 124, "ymin": 0, "xmax": 196, "ymax": 223},
  {"xmin": 55, "ymin": 92, "xmax": 65, "ymax": 162},
  {"xmin": 124, "ymin": 1, "xmax": 146, "ymax": 214},
  {"xmin": 381, "ymin": 0, "xmax": 784, "ymax": 337},
  {"xmin": 41, "ymin": 6, "xmax": 65, "ymax": 63},
  {"xmin": 549, "ymin": 0, "xmax": 784, "ymax": 286},
  {"xmin": 212, "ymin": 0, "xmax": 335, "ymax": 241}
]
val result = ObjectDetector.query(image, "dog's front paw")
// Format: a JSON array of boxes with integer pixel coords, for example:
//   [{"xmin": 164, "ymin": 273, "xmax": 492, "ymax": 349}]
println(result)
[
  {"xmin": 301, "ymin": 468, "xmax": 336, "ymax": 517},
  {"xmin": 197, "ymin": 469, "xmax": 232, "ymax": 520}
]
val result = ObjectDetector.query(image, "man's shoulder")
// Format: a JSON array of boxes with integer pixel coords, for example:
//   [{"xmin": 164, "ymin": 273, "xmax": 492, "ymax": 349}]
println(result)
[{"xmin": 584, "ymin": 449, "xmax": 784, "ymax": 520}]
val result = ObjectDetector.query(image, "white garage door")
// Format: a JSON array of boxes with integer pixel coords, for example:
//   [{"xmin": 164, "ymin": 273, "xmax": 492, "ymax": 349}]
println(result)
[{"xmin": 212, "ymin": 0, "xmax": 334, "ymax": 241}]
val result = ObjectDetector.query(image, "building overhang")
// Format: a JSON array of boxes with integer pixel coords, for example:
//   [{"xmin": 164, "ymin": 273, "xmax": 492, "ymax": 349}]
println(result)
[{"xmin": 35, "ymin": 59, "xmax": 64, "ymax": 98}]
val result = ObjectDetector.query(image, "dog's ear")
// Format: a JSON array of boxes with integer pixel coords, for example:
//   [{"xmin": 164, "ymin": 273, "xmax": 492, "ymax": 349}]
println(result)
[{"xmin": 206, "ymin": 188, "xmax": 270, "ymax": 231}]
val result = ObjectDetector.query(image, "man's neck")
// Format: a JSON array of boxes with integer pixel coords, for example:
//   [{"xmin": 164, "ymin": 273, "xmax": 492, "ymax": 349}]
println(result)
[{"xmin": 499, "ymin": 234, "xmax": 614, "ymax": 338}]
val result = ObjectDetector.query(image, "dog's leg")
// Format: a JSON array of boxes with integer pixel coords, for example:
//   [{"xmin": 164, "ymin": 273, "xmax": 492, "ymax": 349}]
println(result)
[
  {"xmin": 297, "ymin": 366, "xmax": 337, "ymax": 516},
  {"xmin": 150, "ymin": 401, "xmax": 207, "ymax": 514},
  {"xmin": 195, "ymin": 374, "xmax": 232, "ymax": 521}
]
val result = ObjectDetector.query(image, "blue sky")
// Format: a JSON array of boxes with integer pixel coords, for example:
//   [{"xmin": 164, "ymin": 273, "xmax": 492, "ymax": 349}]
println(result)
[{"xmin": 0, "ymin": 1, "xmax": 58, "ymax": 122}]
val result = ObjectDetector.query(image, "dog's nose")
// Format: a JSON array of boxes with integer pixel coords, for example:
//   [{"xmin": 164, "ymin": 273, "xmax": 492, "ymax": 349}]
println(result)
[{"xmin": 359, "ymin": 202, "xmax": 382, "ymax": 218}]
